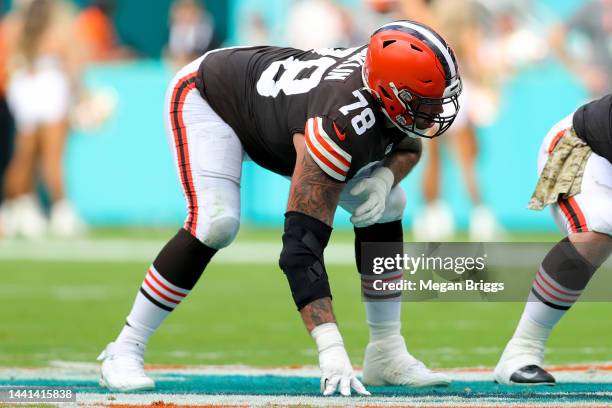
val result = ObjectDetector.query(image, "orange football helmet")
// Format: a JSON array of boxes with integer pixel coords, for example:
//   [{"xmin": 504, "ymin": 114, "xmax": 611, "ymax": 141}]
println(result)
[{"xmin": 362, "ymin": 20, "xmax": 462, "ymax": 138}]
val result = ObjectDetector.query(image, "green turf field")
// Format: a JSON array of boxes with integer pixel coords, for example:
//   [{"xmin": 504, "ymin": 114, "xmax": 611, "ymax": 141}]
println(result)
[{"xmin": 0, "ymin": 229, "xmax": 609, "ymax": 369}]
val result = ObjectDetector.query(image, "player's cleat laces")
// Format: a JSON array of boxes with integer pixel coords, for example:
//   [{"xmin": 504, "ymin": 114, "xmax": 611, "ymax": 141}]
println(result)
[{"xmin": 98, "ymin": 342, "xmax": 155, "ymax": 391}]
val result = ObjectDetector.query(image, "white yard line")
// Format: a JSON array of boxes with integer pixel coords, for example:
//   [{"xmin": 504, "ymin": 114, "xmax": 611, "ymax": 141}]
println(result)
[
  {"xmin": 73, "ymin": 392, "xmax": 612, "ymax": 407},
  {"xmin": 1, "ymin": 239, "xmax": 610, "ymax": 268},
  {"xmin": 0, "ymin": 239, "xmax": 354, "ymax": 264}
]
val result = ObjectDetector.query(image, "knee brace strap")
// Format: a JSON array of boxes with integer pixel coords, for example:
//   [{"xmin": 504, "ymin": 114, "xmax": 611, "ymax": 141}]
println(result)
[{"xmin": 279, "ymin": 211, "xmax": 333, "ymax": 310}]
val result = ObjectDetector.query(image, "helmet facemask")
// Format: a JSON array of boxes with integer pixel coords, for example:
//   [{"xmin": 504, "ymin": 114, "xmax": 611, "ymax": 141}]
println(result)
[{"xmin": 390, "ymin": 80, "xmax": 462, "ymax": 138}]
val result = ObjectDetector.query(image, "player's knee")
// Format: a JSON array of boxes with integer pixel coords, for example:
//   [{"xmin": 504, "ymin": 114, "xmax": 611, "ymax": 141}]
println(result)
[
  {"xmin": 567, "ymin": 231, "xmax": 612, "ymax": 268},
  {"xmin": 379, "ymin": 186, "xmax": 406, "ymax": 223},
  {"xmin": 199, "ymin": 215, "xmax": 240, "ymax": 249}
]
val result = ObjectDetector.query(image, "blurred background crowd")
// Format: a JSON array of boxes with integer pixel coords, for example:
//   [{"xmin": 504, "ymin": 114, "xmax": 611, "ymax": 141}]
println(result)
[{"xmin": 0, "ymin": 0, "xmax": 609, "ymax": 241}]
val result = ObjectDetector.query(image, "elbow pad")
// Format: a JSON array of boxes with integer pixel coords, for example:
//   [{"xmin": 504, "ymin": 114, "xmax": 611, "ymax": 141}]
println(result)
[{"xmin": 279, "ymin": 211, "xmax": 333, "ymax": 310}]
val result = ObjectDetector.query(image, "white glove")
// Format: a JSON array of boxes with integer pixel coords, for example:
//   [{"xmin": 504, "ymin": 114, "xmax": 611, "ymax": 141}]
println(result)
[
  {"xmin": 350, "ymin": 167, "xmax": 394, "ymax": 228},
  {"xmin": 311, "ymin": 323, "xmax": 371, "ymax": 396}
]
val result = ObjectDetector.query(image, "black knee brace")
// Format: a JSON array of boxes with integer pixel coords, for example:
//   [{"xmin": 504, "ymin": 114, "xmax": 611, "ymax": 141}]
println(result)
[
  {"xmin": 279, "ymin": 212, "xmax": 333, "ymax": 310},
  {"xmin": 354, "ymin": 220, "xmax": 404, "ymax": 275}
]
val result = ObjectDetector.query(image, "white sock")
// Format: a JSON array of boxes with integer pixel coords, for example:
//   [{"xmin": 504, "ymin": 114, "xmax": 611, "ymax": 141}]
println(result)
[
  {"xmin": 116, "ymin": 292, "xmax": 169, "ymax": 347},
  {"xmin": 515, "ymin": 239, "xmax": 591, "ymax": 345},
  {"xmin": 510, "ymin": 289, "xmax": 567, "ymax": 349},
  {"xmin": 365, "ymin": 301, "xmax": 401, "ymax": 342},
  {"xmin": 116, "ymin": 267, "xmax": 190, "ymax": 347},
  {"xmin": 511, "ymin": 306, "xmax": 554, "ymax": 347},
  {"xmin": 523, "ymin": 291, "xmax": 566, "ymax": 330}
]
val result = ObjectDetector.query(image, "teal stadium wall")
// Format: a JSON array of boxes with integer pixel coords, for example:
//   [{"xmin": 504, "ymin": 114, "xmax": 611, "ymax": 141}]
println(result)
[{"xmin": 62, "ymin": 0, "xmax": 588, "ymax": 231}]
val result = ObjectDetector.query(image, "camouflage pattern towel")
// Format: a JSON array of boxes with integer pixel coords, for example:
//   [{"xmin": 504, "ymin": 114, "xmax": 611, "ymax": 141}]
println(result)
[{"xmin": 528, "ymin": 128, "xmax": 592, "ymax": 210}]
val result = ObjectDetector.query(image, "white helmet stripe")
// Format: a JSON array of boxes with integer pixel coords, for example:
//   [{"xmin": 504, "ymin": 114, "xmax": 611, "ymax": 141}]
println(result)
[{"xmin": 380, "ymin": 21, "xmax": 456, "ymax": 78}]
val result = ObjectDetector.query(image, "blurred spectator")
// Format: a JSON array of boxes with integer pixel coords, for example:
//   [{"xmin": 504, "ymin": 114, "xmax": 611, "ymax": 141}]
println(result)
[
  {"xmin": 351, "ymin": 0, "xmax": 409, "ymax": 44},
  {"xmin": 355, "ymin": 0, "xmax": 436, "ymax": 36},
  {"xmin": 0, "ymin": 8, "xmax": 15, "ymax": 211},
  {"xmin": 367, "ymin": 0, "xmax": 399, "ymax": 14},
  {"xmin": 337, "ymin": 6, "xmax": 362, "ymax": 47},
  {"xmin": 478, "ymin": 0, "xmax": 548, "ymax": 80},
  {"xmin": 397, "ymin": 0, "xmax": 437, "ymax": 26},
  {"xmin": 76, "ymin": 0, "xmax": 133, "ymax": 62},
  {"xmin": 286, "ymin": 0, "xmax": 350, "ymax": 49},
  {"xmin": 395, "ymin": 0, "xmax": 504, "ymax": 241},
  {"xmin": 74, "ymin": 1, "xmax": 121, "ymax": 132},
  {"xmin": 166, "ymin": 0, "xmax": 218, "ymax": 69},
  {"xmin": 238, "ymin": 12, "xmax": 271, "ymax": 46},
  {"xmin": 549, "ymin": 0, "xmax": 612, "ymax": 97},
  {"xmin": 0, "ymin": 0, "xmax": 85, "ymax": 239}
]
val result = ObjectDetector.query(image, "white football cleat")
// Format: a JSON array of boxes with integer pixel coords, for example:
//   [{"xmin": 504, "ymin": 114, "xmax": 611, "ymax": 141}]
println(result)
[
  {"xmin": 469, "ymin": 205, "xmax": 504, "ymax": 242},
  {"xmin": 363, "ymin": 335, "xmax": 450, "ymax": 387},
  {"xmin": 494, "ymin": 337, "xmax": 554, "ymax": 385},
  {"xmin": 50, "ymin": 199, "xmax": 86, "ymax": 238},
  {"xmin": 0, "ymin": 200, "xmax": 18, "ymax": 238},
  {"xmin": 412, "ymin": 200, "xmax": 455, "ymax": 242},
  {"xmin": 98, "ymin": 342, "xmax": 155, "ymax": 391},
  {"xmin": 15, "ymin": 194, "xmax": 48, "ymax": 239}
]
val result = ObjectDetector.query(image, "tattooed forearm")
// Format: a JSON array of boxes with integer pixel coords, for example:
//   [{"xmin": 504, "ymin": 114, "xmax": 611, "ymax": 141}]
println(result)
[
  {"xmin": 383, "ymin": 150, "xmax": 421, "ymax": 187},
  {"xmin": 300, "ymin": 297, "xmax": 336, "ymax": 332},
  {"xmin": 288, "ymin": 135, "xmax": 340, "ymax": 332},
  {"xmin": 288, "ymin": 137, "xmax": 343, "ymax": 226}
]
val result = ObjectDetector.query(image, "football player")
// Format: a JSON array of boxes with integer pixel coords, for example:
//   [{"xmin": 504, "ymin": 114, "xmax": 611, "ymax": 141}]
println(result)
[
  {"xmin": 98, "ymin": 20, "xmax": 461, "ymax": 395},
  {"xmin": 495, "ymin": 93, "xmax": 612, "ymax": 384}
]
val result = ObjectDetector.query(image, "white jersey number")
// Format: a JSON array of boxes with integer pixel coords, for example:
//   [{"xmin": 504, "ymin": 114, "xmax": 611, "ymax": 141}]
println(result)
[
  {"xmin": 256, "ymin": 56, "xmax": 335, "ymax": 97},
  {"xmin": 339, "ymin": 90, "xmax": 376, "ymax": 136}
]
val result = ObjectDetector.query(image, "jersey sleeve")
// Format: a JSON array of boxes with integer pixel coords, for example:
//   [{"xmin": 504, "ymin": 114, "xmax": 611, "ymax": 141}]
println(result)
[{"xmin": 304, "ymin": 115, "xmax": 353, "ymax": 182}]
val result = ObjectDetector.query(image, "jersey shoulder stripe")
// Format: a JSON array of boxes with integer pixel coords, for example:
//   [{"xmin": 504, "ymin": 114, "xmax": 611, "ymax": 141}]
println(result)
[
  {"xmin": 305, "ymin": 117, "xmax": 352, "ymax": 181},
  {"xmin": 313, "ymin": 117, "xmax": 351, "ymax": 164}
]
